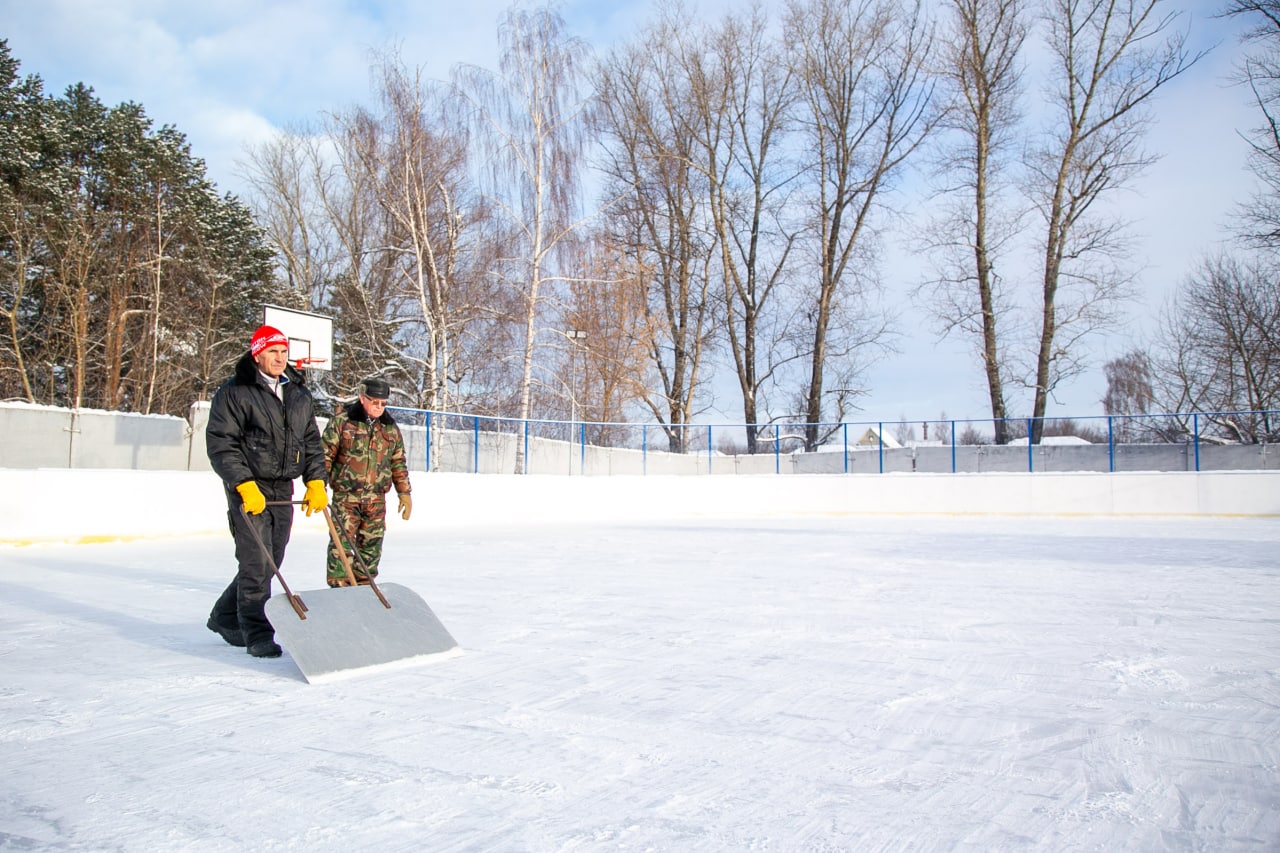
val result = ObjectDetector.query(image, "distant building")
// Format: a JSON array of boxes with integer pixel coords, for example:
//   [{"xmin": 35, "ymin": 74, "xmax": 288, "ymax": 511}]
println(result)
[{"xmin": 852, "ymin": 426, "xmax": 902, "ymax": 449}]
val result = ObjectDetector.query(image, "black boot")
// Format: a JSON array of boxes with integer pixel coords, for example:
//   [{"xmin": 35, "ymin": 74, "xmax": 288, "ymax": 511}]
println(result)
[
  {"xmin": 247, "ymin": 638, "xmax": 282, "ymax": 658},
  {"xmin": 207, "ymin": 616, "xmax": 246, "ymax": 647}
]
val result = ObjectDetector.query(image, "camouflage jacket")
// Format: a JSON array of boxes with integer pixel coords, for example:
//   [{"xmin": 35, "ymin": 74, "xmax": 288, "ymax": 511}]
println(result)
[{"xmin": 322, "ymin": 401, "xmax": 411, "ymax": 498}]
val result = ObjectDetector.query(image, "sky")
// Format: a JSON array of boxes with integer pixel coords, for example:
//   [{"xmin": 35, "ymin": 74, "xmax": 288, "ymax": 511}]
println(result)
[
  {"xmin": 2, "ymin": 470, "xmax": 1279, "ymax": 850},
  {"xmin": 0, "ymin": 0, "xmax": 1263, "ymax": 424}
]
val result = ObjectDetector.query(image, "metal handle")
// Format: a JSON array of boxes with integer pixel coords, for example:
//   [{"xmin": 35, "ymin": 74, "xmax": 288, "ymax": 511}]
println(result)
[{"xmin": 239, "ymin": 506, "xmax": 307, "ymax": 619}]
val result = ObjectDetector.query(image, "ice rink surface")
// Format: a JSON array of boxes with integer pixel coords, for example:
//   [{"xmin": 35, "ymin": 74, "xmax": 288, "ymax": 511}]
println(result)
[{"xmin": 2, "ymin": 512, "xmax": 1279, "ymax": 851}]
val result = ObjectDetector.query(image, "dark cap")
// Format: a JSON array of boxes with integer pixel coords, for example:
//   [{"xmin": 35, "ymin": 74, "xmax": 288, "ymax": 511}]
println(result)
[{"xmin": 361, "ymin": 378, "xmax": 391, "ymax": 400}]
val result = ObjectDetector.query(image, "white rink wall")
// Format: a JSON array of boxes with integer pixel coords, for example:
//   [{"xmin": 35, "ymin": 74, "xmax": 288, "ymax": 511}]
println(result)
[{"xmin": 1, "ymin": 469, "xmax": 1278, "ymax": 545}]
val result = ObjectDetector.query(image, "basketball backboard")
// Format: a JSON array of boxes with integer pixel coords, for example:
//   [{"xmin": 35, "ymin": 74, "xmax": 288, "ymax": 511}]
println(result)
[{"xmin": 263, "ymin": 305, "xmax": 333, "ymax": 372}]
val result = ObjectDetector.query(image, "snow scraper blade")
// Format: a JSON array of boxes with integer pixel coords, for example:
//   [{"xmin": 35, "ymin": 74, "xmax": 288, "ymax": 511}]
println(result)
[{"xmin": 265, "ymin": 582, "xmax": 459, "ymax": 682}]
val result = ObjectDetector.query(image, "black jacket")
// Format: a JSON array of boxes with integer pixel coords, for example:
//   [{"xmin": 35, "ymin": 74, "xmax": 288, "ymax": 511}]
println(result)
[{"xmin": 206, "ymin": 352, "xmax": 327, "ymax": 488}]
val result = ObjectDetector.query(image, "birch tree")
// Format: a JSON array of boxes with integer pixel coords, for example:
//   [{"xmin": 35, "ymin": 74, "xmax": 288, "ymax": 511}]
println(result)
[
  {"xmin": 355, "ymin": 55, "xmax": 474, "ymax": 412},
  {"xmin": 455, "ymin": 5, "xmax": 591, "ymax": 471}
]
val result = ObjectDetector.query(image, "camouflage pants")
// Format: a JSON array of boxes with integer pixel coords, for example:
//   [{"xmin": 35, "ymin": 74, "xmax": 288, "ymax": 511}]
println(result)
[{"xmin": 326, "ymin": 494, "xmax": 386, "ymax": 586}]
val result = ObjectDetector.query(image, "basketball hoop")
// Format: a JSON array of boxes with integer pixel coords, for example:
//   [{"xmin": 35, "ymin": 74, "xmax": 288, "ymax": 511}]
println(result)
[{"xmin": 263, "ymin": 305, "xmax": 334, "ymax": 374}]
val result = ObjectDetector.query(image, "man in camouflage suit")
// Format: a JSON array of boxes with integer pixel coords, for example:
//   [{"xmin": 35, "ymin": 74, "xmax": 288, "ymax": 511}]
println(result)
[{"xmin": 321, "ymin": 377, "xmax": 412, "ymax": 586}]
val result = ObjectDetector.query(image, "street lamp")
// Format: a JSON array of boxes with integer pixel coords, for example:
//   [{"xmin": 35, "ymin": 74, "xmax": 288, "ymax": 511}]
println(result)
[{"xmin": 566, "ymin": 329, "xmax": 587, "ymax": 473}]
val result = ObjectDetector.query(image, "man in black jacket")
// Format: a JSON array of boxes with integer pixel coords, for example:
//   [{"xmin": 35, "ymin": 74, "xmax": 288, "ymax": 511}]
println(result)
[{"xmin": 205, "ymin": 324, "xmax": 328, "ymax": 658}]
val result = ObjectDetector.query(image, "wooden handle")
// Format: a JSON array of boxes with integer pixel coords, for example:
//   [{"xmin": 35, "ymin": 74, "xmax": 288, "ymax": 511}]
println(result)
[{"xmin": 321, "ymin": 507, "xmax": 360, "ymax": 586}]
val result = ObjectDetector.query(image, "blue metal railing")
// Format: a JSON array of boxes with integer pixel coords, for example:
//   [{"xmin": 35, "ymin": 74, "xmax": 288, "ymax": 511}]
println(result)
[{"xmin": 391, "ymin": 408, "xmax": 1278, "ymax": 475}]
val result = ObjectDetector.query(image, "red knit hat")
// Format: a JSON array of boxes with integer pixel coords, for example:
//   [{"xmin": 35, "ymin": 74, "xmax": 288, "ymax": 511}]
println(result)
[{"xmin": 250, "ymin": 325, "xmax": 288, "ymax": 357}]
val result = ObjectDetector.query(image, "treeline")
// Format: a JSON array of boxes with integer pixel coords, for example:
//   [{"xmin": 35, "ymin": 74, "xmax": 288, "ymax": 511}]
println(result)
[
  {"xmin": 242, "ymin": 0, "xmax": 1209, "ymax": 455},
  {"xmin": 1109, "ymin": 1, "xmax": 1280, "ymax": 444},
  {"xmin": 0, "ymin": 41, "xmax": 273, "ymax": 415},
  {"xmin": 2, "ymin": 1, "xmax": 1278, "ymax": 453}
]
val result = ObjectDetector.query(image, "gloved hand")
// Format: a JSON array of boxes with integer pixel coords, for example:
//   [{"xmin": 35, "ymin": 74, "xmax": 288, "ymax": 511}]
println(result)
[
  {"xmin": 236, "ymin": 481, "xmax": 266, "ymax": 515},
  {"xmin": 303, "ymin": 479, "xmax": 328, "ymax": 516},
  {"xmin": 397, "ymin": 493, "xmax": 412, "ymax": 521}
]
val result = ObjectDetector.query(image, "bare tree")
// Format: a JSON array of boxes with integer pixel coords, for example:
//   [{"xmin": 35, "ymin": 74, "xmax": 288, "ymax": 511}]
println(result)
[
  {"xmin": 1024, "ymin": 0, "xmax": 1201, "ymax": 441},
  {"xmin": 919, "ymin": 0, "xmax": 1027, "ymax": 444},
  {"xmin": 244, "ymin": 49, "xmax": 513, "ymax": 426},
  {"xmin": 243, "ymin": 119, "xmax": 371, "ymax": 404},
  {"xmin": 316, "ymin": 107, "xmax": 402, "ymax": 398},
  {"xmin": 455, "ymin": 4, "xmax": 592, "ymax": 471},
  {"xmin": 592, "ymin": 7, "xmax": 717, "ymax": 453},
  {"xmin": 1102, "ymin": 349, "xmax": 1156, "ymax": 441},
  {"xmin": 932, "ymin": 413, "xmax": 952, "ymax": 444},
  {"xmin": 356, "ymin": 54, "xmax": 477, "ymax": 414},
  {"xmin": 558, "ymin": 236, "xmax": 652, "ymax": 444},
  {"xmin": 1151, "ymin": 252, "xmax": 1279, "ymax": 441},
  {"xmin": 696, "ymin": 8, "xmax": 800, "ymax": 453},
  {"xmin": 44, "ymin": 193, "xmax": 102, "ymax": 409},
  {"xmin": 786, "ymin": 0, "xmax": 937, "ymax": 450},
  {"xmin": 893, "ymin": 414, "xmax": 917, "ymax": 445},
  {"xmin": 242, "ymin": 127, "xmax": 333, "ymax": 301},
  {"xmin": 1223, "ymin": 1, "xmax": 1280, "ymax": 248},
  {"xmin": 1102, "ymin": 349, "xmax": 1155, "ymax": 414}
]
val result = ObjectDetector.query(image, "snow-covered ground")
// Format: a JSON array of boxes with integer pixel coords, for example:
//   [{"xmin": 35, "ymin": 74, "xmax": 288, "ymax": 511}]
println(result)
[{"xmin": 2, "ymin": 479, "xmax": 1279, "ymax": 851}]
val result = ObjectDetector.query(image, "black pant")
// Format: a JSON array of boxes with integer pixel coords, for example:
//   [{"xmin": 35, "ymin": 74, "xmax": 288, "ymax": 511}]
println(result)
[{"xmin": 210, "ymin": 479, "xmax": 295, "ymax": 645}]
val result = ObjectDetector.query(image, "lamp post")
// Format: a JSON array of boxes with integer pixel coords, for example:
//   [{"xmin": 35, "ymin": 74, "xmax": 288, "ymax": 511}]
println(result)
[{"xmin": 566, "ymin": 329, "xmax": 587, "ymax": 474}]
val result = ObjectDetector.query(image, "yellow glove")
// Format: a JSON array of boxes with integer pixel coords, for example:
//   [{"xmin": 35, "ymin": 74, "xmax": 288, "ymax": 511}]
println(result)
[
  {"xmin": 303, "ymin": 479, "xmax": 328, "ymax": 517},
  {"xmin": 236, "ymin": 481, "xmax": 266, "ymax": 515},
  {"xmin": 397, "ymin": 493, "xmax": 412, "ymax": 521}
]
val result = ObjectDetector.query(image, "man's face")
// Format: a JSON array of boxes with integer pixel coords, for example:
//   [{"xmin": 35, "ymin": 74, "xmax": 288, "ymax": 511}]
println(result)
[
  {"xmin": 360, "ymin": 394, "xmax": 387, "ymax": 415},
  {"xmin": 255, "ymin": 344, "xmax": 289, "ymax": 378}
]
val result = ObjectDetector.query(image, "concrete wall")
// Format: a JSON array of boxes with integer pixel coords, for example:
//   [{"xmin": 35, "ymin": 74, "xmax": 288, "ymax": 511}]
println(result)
[
  {"xmin": 1, "ymin": 469, "xmax": 1276, "ymax": 545},
  {"xmin": 0, "ymin": 404, "xmax": 195, "ymax": 471}
]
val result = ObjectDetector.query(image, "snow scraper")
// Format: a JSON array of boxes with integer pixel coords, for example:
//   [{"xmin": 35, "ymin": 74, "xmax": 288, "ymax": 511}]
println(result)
[{"xmin": 248, "ymin": 503, "xmax": 459, "ymax": 682}]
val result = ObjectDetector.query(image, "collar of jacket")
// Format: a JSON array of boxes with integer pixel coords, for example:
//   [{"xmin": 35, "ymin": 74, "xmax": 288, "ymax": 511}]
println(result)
[{"xmin": 348, "ymin": 400, "xmax": 395, "ymax": 425}]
